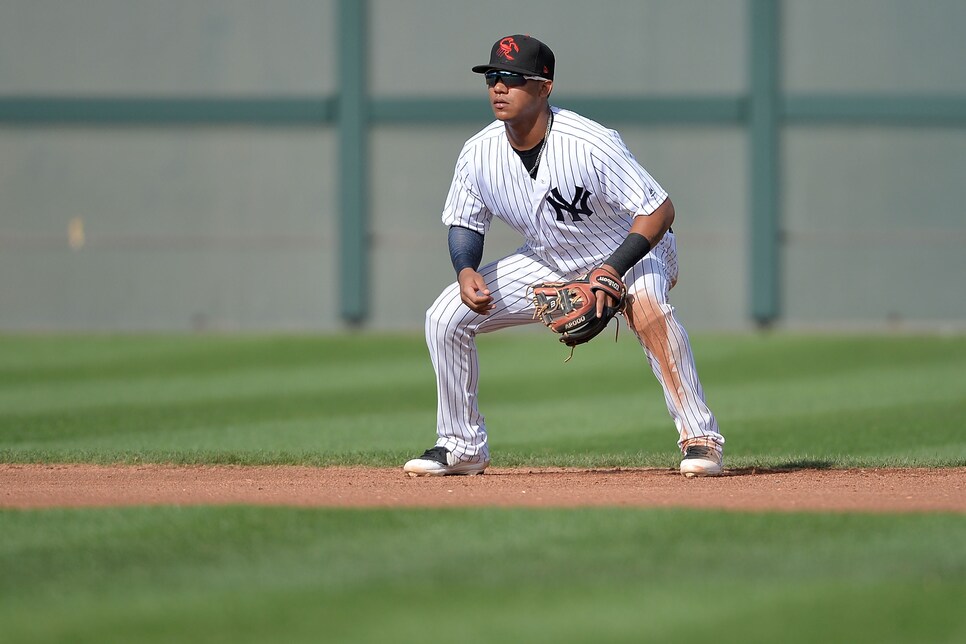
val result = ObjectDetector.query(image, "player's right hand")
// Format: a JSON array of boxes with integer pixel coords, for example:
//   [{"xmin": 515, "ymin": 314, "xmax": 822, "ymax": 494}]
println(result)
[{"xmin": 457, "ymin": 268, "xmax": 494, "ymax": 314}]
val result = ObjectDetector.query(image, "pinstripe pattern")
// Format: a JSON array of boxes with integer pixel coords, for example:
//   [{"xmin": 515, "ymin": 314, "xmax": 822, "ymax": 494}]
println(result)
[
  {"xmin": 623, "ymin": 234, "xmax": 722, "ymax": 450},
  {"xmin": 443, "ymin": 108, "xmax": 668, "ymax": 274},
  {"xmin": 427, "ymin": 107, "xmax": 723, "ymax": 462}
]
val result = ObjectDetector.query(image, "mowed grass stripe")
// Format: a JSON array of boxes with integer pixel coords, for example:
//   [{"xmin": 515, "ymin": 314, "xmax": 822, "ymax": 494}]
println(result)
[
  {"xmin": 0, "ymin": 333, "xmax": 963, "ymax": 468},
  {"xmin": 0, "ymin": 506, "xmax": 963, "ymax": 644}
]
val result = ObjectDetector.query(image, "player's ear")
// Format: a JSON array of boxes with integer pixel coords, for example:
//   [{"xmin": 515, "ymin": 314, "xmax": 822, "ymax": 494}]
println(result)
[{"xmin": 542, "ymin": 80, "xmax": 553, "ymax": 98}]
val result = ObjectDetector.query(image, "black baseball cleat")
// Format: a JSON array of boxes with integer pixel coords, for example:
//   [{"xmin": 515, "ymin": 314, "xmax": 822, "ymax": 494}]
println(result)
[
  {"xmin": 680, "ymin": 444, "xmax": 723, "ymax": 478},
  {"xmin": 403, "ymin": 446, "xmax": 489, "ymax": 477}
]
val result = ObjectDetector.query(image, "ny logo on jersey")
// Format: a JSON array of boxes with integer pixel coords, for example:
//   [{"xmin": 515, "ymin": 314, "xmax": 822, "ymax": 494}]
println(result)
[{"xmin": 546, "ymin": 186, "xmax": 594, "ymax": 222}]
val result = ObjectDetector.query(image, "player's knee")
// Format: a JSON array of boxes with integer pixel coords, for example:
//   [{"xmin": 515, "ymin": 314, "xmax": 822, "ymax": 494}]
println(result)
[
  {"xmin": 425, "ymin": 302, "xmax": 449, "ymax": 333},
  {"xmin": 626, "ymin": 292, "xmax": 671, "ymax": 333},
  {"xmin": 425, "ymin": 288, "xmax": 467, "ymax": 336}
]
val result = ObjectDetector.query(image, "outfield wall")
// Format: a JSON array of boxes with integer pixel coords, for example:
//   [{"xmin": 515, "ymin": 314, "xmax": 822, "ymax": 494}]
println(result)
[{"xmin": 1, "ymin": 0, "xmax": 964, "ymax": 331}]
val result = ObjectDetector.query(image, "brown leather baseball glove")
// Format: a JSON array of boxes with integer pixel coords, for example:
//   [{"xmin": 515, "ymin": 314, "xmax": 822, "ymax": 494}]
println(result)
[{"xmin": 531, "ymin": 266, "xmax": 627, "ymax": 353}]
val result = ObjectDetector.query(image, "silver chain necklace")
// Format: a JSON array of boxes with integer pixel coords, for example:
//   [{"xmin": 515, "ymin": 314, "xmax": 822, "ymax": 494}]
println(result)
[{"xmin": 528, "ymin": 110, "xmax": 554, "ymax": 179}]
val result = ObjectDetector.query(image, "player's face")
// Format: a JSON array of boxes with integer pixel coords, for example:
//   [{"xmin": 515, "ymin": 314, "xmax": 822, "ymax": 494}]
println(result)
[{"xmin": 487, "ymin": 75, "xmax": 552, "ymax": 123}]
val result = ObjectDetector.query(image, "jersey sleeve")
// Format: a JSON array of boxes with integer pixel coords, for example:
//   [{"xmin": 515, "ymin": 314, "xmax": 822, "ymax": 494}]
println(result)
[
  {"xmin": 592, "ymin": 130, "xmax": 669, "ymax": 216},
  {"xmin": 441, "ymin": 150, "xmax": 492, "ymax": 235}
]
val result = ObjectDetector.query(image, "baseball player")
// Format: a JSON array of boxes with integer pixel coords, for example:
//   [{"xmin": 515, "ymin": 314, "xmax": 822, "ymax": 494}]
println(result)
[{"xmin": 404, "ymin": 34, "xmax": 724, "ymax": 478}]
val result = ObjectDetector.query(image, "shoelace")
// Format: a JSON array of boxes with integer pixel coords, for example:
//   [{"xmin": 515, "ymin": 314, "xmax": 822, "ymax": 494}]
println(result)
[{"xmin": 684, "ymin": 445, "xmax": 717, "ymax": 459}]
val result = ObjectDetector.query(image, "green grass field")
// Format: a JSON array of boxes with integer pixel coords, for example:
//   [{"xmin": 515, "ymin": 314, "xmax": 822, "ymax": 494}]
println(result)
[{"xmin": 1, "ymin": 332, "xmax": 965, "ymax": 643}]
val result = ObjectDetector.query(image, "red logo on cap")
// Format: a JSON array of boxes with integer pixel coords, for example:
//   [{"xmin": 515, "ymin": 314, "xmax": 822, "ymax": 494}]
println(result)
[{"xmin": 498, "ymin": 37, "xmax": 519, "ymax": 61}]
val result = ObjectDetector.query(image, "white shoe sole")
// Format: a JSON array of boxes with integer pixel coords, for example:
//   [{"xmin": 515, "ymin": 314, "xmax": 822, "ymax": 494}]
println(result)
[
  {"xmin": 403, "ymin": 458, "xmax": 489, "ymax": 477},
  {"xmin": 680, "ymin": 458, "xmax": 723, "ymax": 478}
]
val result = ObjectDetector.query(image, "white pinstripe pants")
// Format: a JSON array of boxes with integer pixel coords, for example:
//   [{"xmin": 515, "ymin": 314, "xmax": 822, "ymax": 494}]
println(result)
[{"xmin": 425, "ymin": 232, "xmax": 723, "ymax": 462}]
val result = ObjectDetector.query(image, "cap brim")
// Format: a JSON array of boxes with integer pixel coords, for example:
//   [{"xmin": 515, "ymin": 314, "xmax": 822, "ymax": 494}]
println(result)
[{"xmin": 471, "ymin": 63, "xmax": 537, "ymax": 76}]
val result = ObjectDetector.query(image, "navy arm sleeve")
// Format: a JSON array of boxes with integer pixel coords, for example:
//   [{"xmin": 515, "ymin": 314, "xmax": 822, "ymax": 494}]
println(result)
[{"xmin": 448, "ymin": 225, "xmax": 485, "ymax": 276}]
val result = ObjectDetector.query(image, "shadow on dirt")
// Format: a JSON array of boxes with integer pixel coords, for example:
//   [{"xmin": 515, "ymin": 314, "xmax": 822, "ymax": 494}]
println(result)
[{"xmin": 723, "ymin": 460, "xmax": 835, "ymax": 476}]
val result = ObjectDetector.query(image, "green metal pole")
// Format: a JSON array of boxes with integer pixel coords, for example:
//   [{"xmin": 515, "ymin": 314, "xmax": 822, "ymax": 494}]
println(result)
[
  {"xmin": 338, "ymin": 0, "xmax": 368, "ymax": 324},
  {"xmin": 749, "ymin": 0, "xmax": 780, "ymax": 325}
]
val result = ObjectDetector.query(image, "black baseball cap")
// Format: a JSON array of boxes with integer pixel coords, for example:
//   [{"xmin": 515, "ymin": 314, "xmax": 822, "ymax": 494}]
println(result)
[{"xmin": 472, "ymin": 34, "xmax": 555, "ymax": 80}]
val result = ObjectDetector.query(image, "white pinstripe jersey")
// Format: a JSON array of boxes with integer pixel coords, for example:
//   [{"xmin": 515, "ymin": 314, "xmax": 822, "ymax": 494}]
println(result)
[{"xmin": 442, "ymin": 106, "xmax": 669, "ymax": 274}]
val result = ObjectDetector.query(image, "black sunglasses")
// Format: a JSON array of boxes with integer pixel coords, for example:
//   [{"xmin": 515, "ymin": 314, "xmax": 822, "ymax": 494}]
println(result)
[{"xmin": 484, "ymin": 70, "xmax": 549, "ymax": 88}]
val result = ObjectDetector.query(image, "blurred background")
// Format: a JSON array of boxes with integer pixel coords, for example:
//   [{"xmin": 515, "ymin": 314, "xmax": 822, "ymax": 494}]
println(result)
[{"xmin": 0, "ymin": 0, "xmax": 964, "ymax": 333}]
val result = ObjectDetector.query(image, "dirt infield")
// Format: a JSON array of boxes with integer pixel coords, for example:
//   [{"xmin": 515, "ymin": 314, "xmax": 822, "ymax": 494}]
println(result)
[{"xmin": 1, "ymin": 464, "xmax": 964, "ymax": 513}]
